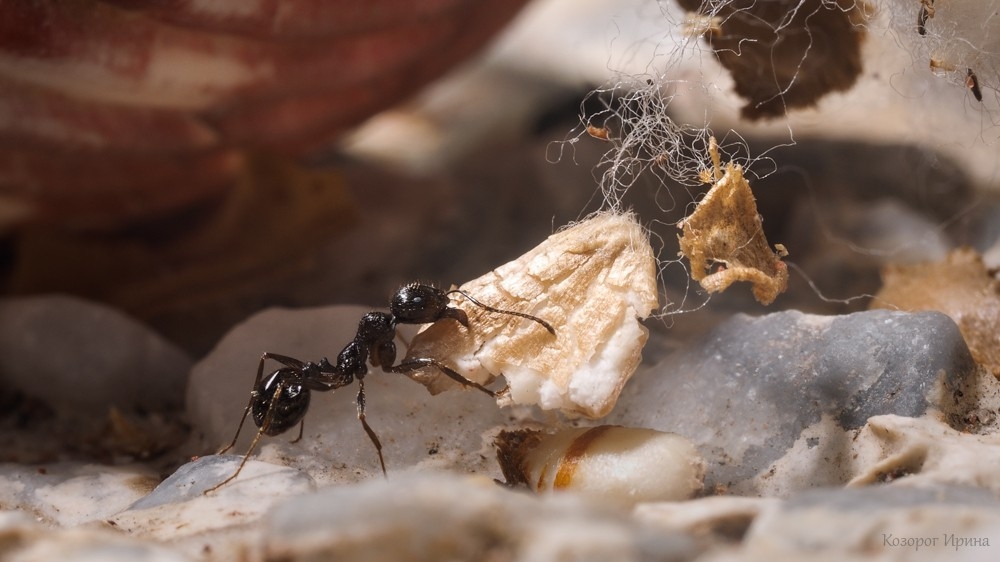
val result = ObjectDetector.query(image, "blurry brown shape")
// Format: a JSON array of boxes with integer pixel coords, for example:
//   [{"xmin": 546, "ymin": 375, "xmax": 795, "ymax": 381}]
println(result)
[
  {"xmin": 0, "ymin": 0, "xmax": 529, "ymax": 229},
  {"xmin": 966, "ymin": 68, "xmax": 983, "ymax": 102},
  {"xmin": 586, "ymin": 124, "xmax": 611, "ymax": 140},
  {"xmin": 6, "ymin": 154, "xmax": 356, "ymax": 349},
  {"xmin": 871, "ymin": 248, "xmax": 1000, "ymax": 379},
  {"xmin": 676, "ymin": 0, "xmax": 869, "ymax": 120},
  {"xmin": 678, "ymin": 138, "xmax": 788, "ymax": 305}
]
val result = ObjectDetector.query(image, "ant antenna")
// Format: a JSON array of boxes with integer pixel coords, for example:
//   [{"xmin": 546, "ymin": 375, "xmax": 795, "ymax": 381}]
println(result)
[{"xmin": 447, "ymin": 289, "xmax": 557, "ymax": 336}]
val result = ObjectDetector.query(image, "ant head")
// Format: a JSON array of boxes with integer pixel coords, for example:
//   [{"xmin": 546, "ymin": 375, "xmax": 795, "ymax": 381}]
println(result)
[
  {"xmin": 251, "ymin": 369, "xmax": 311, "ymax": 436},
  {"xmin": 391, "ymin": 283, "xmax": 453, "ymax": 324}
]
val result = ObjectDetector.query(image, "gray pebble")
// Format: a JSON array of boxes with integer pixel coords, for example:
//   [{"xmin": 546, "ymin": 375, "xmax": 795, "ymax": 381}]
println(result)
[{"xmin": 609, "ymin": 310, "xmax": 977, "ymax": 492}]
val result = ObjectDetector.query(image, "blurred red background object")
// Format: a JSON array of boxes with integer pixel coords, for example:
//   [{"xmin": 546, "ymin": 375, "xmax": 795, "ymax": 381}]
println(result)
[{"xmin": 0, "ymin": 0, "xmax": 529, "ymax": 230}]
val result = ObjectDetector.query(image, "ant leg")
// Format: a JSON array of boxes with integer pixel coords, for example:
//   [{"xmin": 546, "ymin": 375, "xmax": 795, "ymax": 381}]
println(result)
[
  {"xmin": 217, "ymin": 352, "xmax": 272, "ymax": 454},
  {"xmin": 218, "ymin": 395, "xmax": 254, "ymax": 455},
  {"xmin": 205, "ymin": 426, "xmax": 267, "ymax": 494},
  {"xmin": 387, "ymin": 359, "xmax": 496, "ymax": 398},
  {"xmin": 446, "ymin": 289, "xmax": 556, "ymax": 336},
  {"xmin": 290, "ymin": 420, "xmax": 305, "ymax": 444},
  {"xmin": 259, "ymin": 352, "xmax": 308, "ymax": 370},
  {"xmin": 206, "ymin": 381, "xmax": 286, "ymax": 494},
  {"xmin": 219, "ymin": 352, "xmax": 309, "ymax": 454},
  {"xmin": 356, "ymin": 378, "xmax": 387, "ymax": 476}
]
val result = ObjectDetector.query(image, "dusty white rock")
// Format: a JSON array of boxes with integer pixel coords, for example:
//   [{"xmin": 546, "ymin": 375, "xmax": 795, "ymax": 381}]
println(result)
[
  {"xmin": 634, "ymin": 496, "xmax": 779, "ymax": 542},
  {"xmin": 0, "ymin": 510, "xmax": 190, "ymax": 562},
  {"xmin": 496, "ymin": 426, "xmax": 705, "ymax": 506},
  {"xmin": 849, "ymin": 414, "xmax": 1000, "ymax": 491},
  {"xmin": 728, "ymin": 485, "xmax": 1000, "ymax": 562},
  {"xmin": 405, "ymin": 212, "xmax": 659, "ymax": 418},
  {"xmin": 262, "ymin": 471, "xmax": 699, "ymax": 562},
  {"xmin": 0, "ymin": 462, "xmax": 158, "ymax": 527},
  {"xmin": 110, "ymin": 456, "xmax": 313, "ymax": 541}
]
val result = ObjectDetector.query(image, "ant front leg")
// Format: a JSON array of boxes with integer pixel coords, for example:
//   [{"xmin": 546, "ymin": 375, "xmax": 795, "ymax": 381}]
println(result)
[
  {"xmin": 387, "ymin": 358, "xmax": 496, "ymax": 398},
  {"xmin": 370, "ymin": 336, "xmax": 496, "ymax": 398}
]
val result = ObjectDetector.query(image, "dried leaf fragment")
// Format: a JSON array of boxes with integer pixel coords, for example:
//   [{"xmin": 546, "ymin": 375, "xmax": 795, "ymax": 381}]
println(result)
[
  {"xmin": 678, "ymin": 138, "xmax": 788, "ymax": 305},
  {"xmin": 675, "ymin": 0, "xmax": 870, "ymax": 119},
  {"xmin": 871, "ymin": 248, "xmax": 1000, "ymax": 378},
  {"xmin": 404, "ymin": 212, "xmax": 659, "ymax": 418}
]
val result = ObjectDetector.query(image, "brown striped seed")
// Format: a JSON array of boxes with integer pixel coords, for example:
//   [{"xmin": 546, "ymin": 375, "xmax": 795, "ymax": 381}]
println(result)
[{"xmin": 496, "ymin": 426, "xmax": 705, "ymax": 506}]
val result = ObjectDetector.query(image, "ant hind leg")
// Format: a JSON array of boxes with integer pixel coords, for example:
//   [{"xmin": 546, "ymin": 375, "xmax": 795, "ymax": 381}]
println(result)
[
  {"xmin": 289, "ymin": 419, "xmax": 305, "ymax": 444},
  {"xmin": 205, "ymin": 426, "xmax": 267, "ymax": 494},
  {"xmin": 205, "ymin": 380, "xmax": 286, "ymax": 494}
]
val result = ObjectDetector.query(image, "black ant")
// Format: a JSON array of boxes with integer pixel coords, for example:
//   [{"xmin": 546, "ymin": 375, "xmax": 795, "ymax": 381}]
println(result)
[{"xmin": 205, "ymin": 283, "xmax": 555, "ymax": 493}]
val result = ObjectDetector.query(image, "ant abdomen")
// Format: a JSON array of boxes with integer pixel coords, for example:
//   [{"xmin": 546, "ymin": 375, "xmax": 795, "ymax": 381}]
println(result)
[{"xmin": 251, "ymin": 371, "xmax": 310, "ymax": 436}]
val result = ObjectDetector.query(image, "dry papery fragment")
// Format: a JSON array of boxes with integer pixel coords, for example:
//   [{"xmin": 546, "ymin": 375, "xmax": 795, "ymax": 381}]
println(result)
[
  {"xmin": 404, "ymin": 212, "xmax": 658, "ymax": 418},
  {"xmin": 675, "ymin": 0, "xmax": 870, "ymax": 119},
  {"xmin": 495, "ymin": 425, "xmax": 705, "ymax": 506},
  {"xmin": 678, "ymin": 137, "xmax": 788, "ymax": 305},
  {"xmin": 871, "ymin": 247, "xmax": 1000, "ymax": 378},
  {"xmin": 917, "ymin": 0, "xmax": 997, "ymax": 102}
]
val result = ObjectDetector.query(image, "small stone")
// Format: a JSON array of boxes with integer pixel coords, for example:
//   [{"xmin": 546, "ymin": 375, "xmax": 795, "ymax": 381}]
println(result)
[
  {"xmin": 110, "ymin": 456, "xmax": 313, "ymax": 542},
  {"xmin": 0, "ymin": 295, "xmax": 191, "ymax": 414},
  {"xmin": 608, "ymin": 309, "xmax": 977, "ymax": 495},
  {"xmin": 129, "ymin": 455, "xmax": 314, "ymax": 510}
]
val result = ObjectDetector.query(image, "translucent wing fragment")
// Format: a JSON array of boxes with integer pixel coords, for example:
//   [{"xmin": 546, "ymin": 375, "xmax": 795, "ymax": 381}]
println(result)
[
  {"xmin": 678, "ymin": 138, "xmax": 788, "ymax": 305},
  {"xmin": 404, "ymin": 212, "xmax": 658, "ymax": 418}
]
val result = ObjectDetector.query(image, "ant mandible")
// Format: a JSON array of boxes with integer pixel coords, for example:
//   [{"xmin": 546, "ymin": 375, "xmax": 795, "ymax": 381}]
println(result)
[{"xmin": 205, "ymin": 282, "xmax": 555, "ymax": 493}]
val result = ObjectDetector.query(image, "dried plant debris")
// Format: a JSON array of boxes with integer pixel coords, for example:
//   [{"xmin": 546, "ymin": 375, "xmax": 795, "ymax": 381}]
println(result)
[
  {"xmin": 495, "ymin": 426, "xmax": 705, "ymax": 506},
  {"xmin": 916, "ymin": 0, "xmax": 996, "ymax": 102},
  {"xmin": 404, "ymin": 212, "xmax": 658, "ymax": 419},
  {"xmin": 676, "ymin": 0, "xmax": 870, "ymax": 119},
  {"xmin": 678, "ymin": 138, "xmax": 788, "ymax": 305},
  {"xmin": 871, "ymin": 247, "xmax": 1000, "ymax": 378}
]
